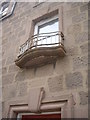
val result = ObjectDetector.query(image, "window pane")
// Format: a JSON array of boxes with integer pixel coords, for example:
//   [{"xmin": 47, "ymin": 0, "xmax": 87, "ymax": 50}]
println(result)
[
  {"xmin": 38, "ymin": 18, "xmax": 59, "ymax": 34},
  {"xmin": 37, "ymin": 18, "xmax": 59, "ymax": 47},
  {"xmin": 34, "ymin": 17, "xmax": 59, "ymax": 48}
]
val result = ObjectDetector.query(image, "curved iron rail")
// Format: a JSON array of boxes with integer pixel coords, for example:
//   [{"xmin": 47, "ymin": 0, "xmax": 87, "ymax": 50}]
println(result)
[{"xmin": 18, "ymin": 31, "xmax": 64, "ymax": 58}]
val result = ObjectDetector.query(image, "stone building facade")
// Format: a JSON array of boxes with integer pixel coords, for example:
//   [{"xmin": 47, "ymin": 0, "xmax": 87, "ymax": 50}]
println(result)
[{"xmin": 1, "ymin": 1, "xmax": 88, "ymax": 119}]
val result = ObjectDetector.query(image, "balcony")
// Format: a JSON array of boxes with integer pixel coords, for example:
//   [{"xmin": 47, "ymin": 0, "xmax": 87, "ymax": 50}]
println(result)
[{"xmin": 15, "ymin": 31, "xmax": 66, "ymax": 68}]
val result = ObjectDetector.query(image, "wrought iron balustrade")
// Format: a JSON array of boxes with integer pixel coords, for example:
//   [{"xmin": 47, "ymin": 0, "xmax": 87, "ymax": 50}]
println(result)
[{"xmin": 18, "ymin": 31, "xmax": 64, "ymax": 58}]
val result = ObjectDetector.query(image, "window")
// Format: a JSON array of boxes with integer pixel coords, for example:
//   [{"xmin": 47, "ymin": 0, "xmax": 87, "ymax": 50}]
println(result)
[
  {"xmin": 33, "ymin": 15, "xmax": 59, "ymax": 48},
  {"xmin": 0, "ymin": 0, "xmax": 16, "ymax": 20},
  {"xmin": 0, "ymin": 1, "xmax": 9, "ymax": 17}
]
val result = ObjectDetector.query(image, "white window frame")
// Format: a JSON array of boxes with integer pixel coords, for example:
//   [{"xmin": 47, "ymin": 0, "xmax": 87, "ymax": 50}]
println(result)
[
  {"xmin": 0, "ymin": 0, "xmax": 16, "ymax": 20},
  {"xmin": 33, "ymin": 15, "xmax": 60, "ymax": 48},
  {"xmin": 34, "ymin": 15, "xmax": 59, "ymax": 35}
]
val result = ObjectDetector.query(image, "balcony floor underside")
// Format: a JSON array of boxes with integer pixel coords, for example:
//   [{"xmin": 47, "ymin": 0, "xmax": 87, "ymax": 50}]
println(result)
[{"xmin": 15, "ymin": 45, "xmax": 66, "ymax": 68}]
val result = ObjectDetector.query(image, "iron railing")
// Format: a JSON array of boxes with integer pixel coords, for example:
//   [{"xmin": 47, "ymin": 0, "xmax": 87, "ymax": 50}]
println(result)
[{"xmin": 18, "ymin": 31, "xmax": 64, "ymax": 57}]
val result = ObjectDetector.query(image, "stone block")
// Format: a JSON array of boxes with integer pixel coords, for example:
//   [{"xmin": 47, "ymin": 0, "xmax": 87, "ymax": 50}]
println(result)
[
  {"xmin": 35, "ymin": 64, "xmax": 54, "ymax": 78},
  {"xmin": 15, "ymin": 70, "xmax": 25, "ymax": 81},
  {"xmin": 8, "ymin": 64, "xmax": 20, "ymax": 73},
  {"xmin": 2, "ymin": 67, "xmax": 7, "ymax": 75},
  {"xmin": 88, "ymin": 9, "xmax": 90, "ymax": 20},
  {"xmin": 25, "ymin": 69, "xmax": 35, "ymax": 80},
  {"xmin": 65, "ymin": 8, "xmax": 79, "ymax": 17},
  {"xmin": 66, "ymin": 46, "xmax": 79, "ymax": 56},
  {"xmin": 48, "ymin": 75, "xmax": 63, "ymax": 92},
  {"xmin": 6, "ymin": 56, "xmax": 15, "ymax": 65},
  {"xmin": 29, "ymin": 78, "xmax": 46, "ymax": 88},
  {"xmin": 0, "ymin": 86, "xmax": 2, "ymax": 99},
  {"xmin": 73, "ymin": 56, "xmax": 88, "ymax": 70},
  {"xmin": 88, "ymin": 20, "xmax": 90, "ymax": 31},
  {"xmin": 71, "ymin": 3, "xmax": 85, "ymax": 8},
  {"xmin": 72, "ymin": 12, "xmax": 87, "ymax": 23},
  {"xmin": 75, "ymin": 32, "xmax": 88, "ymax": 44},
  {"xmin": 2, "ymin": 59, "xmax": 6, "ymax": 67},
  {"xmin": 80, "ymin": 4, "xmax": 88, "ymax": 12},
  {"xmin": 9, "ymin": 16, "xmax": 19, "ymax": 24},
  {"xmin": 17, "ymin": 82, "xmax": 27, "ymax": 96},
  {"xmin": 88, "ymin": 2, "xmax": 90, "ymax": 10},
  {"xmin": 55, "ymin": 56, "xmax": 72, "ymax": 75},
  {"xmin": 18, "ymin": 29, "xmax": 26, "ymax": 37},
  {"xmin": 79, "ymin": 91, "xmax": 88, "ymax": 105},
  {"xmin": 2, "ymin": 84, "xmax": 17, "ymax": 100},
  {"xmin": 0, "ymin": 69, "xmax": 1, "ymax": 76},
  {"xmin": 2, "ymin": 73, "xmax": 15, "ymax": 85},
  {"xmin": 83, "ymin": 21, "xmax": 88, "ymax": 31},
  {"xmin": 64, "ymin": 34, "xmax": 75, "ymax": 47},
  {"xmin": 67, "ymin": 24, "xmax": 82, "ymax": 35},
  {"xmin": 65, "ymin": 72, "xmax": 83, "ymax": 89},
  {"xmin": 80, "ymin": 43, "xmax": 88, "ymax": 54}
]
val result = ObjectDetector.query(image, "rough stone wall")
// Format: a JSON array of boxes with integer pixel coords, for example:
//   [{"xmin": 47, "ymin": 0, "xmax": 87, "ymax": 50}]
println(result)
[{"xmin": 2, "ymin": 2, "xmax": 88, "ymax": 118}]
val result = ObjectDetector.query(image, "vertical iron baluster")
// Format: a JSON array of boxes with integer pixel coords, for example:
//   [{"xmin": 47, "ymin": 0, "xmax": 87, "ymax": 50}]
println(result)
[
  {"xmin": 59, "ymin": 32, "xmax": 62, "ymax": 45},
  {"xmin": 51, "ymin": 35, "xmax": 52, "ymax": 46}
]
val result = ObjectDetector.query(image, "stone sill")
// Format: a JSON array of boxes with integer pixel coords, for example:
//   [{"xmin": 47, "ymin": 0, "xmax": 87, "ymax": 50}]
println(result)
[{"xmin": 15, "ymin": 45, "xmax": 66, "ymax": 68}]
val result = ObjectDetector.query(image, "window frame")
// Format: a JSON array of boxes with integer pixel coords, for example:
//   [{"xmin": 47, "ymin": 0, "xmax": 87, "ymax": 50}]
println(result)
[
  {"xmin": 34, "ymin": 14, "xmax": 59, "ymax": 35},
  {"xmin": 0, "ymin": 0, "xmax": 16, "ymax": 20},
  {"xmin": 33, "ymin": 14, "xmax": 60, "ymax": 48}
]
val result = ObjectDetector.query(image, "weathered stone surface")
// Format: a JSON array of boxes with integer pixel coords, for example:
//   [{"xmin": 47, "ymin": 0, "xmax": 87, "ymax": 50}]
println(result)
[
  {"xmin": 79, "ymin": 91, "xmax": 88, "ymax": 105},
  {"xmin": 15, "ymin": 71, "xmax": 25, "ymax": 81},
  {"xmin": 2, "ymin": 67, "xmax": 7, "ymax": 75},
  {"xmin": 0, "ymin": 69, "xmax": 2, "ymax": 76},
  {"xmin": 18, "ymin": 29, "xmax": 26, "ymax": 37},
  {"xmin": 72, "ymin": 12, "xmax": 87, "ymax": 23},
  {"xmin": 65, "ymin": 8, "xmax": 79, "ymax": 17},
  {"xmin": 83, "ymin": 21, "xmax": 88, "ymax": 31},
  {"xmin": 88, "ymin": 2, "xmax": 90, "ymax": 9},
  {"xmin": 89, "ymin": 21, "xmax": 90, "ymax": 34},
  {"xmin": 73, "ymin": 56, "xmax": 88, "ymax": 70},
  {"xmin": 65, "ymin": 72, "xmax": 83, "ymax": 89},
  {"xmin": 3, "ymin": 84, "xmax": 17, "ymax": 100},
  {"xmin": 55, "ymin": 56, "xmax": 72, "ymax": 75},
  {"xmin": 71, "ymin": 3, "xmax": 84, "ymax": 8},
  {"xmin": 86, "ymin": 72, "xmax": 88, "ymax": 87},
  {"xmin": 2, "ymin": 59, "xmax": 6, "ymax": 67},
  {"xmin": 0, "ymin": 86, "xmax": 2, "ymax": 99},
  {"xmin": 66, "ymin": 46, "xmax": 79, "ymax": 56},
  {"xmin": 35, "ymin": 64, "xmax": 54, "ymax": 78},
  {"xmin": 80, "ymin": 4, "xmax": 88, "ymax": 12},
  {"xmin": 75, "ymin": 32, "xmax": 88, "ymax": 44},
  {"xmin": 6, "ymin": 56, "xmax": 15, "ymax": 65},
  {"xmin": 80, "ymin": 43, "xmax": 88, "ymax": 54},
  {"xmin": 17, "ymin": 82, "xmax": 27, "ymax": 96},
  {"xmin": 29, "ymin": 78, "xmax": 46, "ymax": 88},
  {"xmin": 24, "ymin": 68, "xmax": 35, "ymax": 80},
  {"xmin": 48, "ymin": 75, "xmax": 63, "ymax": 92},
  {"xmin": 67, "ymin": 24, "xmax": 82, "ymax": 35},
  {"xmin": 2, "ymin": 73, "xmax": 15, "ymax": 85},
  {"xmin": 8, "ymin": 64, "xmax": 19, "ymax": 73}
]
